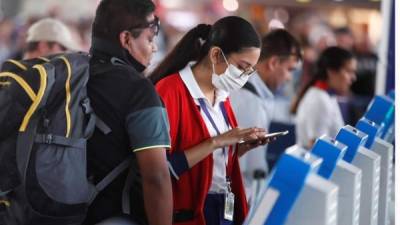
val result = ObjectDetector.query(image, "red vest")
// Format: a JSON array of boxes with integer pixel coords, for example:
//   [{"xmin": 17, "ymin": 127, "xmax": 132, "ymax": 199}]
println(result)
[{"xmin": 156, "ymin": 73, "xmax": 248, "ymax": 225}]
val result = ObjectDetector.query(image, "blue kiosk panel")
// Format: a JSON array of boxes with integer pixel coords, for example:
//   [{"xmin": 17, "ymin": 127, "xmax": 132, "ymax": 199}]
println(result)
[{"xmin": 336, "ymin": 125, "xmax": 368, "ymax": 163}]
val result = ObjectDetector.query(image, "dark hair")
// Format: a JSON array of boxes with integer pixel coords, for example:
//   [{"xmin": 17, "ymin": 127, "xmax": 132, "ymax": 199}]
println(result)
[
  {"xmin": 92, "ymin": 0, "xmax": 155, "ymax": 44},
  {"xmin": 150, "ymin": 16, "xmax": 261, "ymax": 84},
  {"xmin": 25, "ymin": 41, "xmax": 67, "ymax": 53},
  {"xmin": 259, "ymin": 29, "xmax": 302, "ymax": 61},
  {"xmin": 334, "ymin": 27, "xmax": 353, "ymax": 36},
  {"xmin": 290, "ymin": 46, "xmax": 354, "ymax": 114}
]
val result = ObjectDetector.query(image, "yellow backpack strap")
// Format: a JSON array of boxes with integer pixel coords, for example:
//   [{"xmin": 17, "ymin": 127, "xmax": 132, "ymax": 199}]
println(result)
[
  {"xmin": 0, "ymin": 72, "xmax": 36, "ymax": 101},
  {"xmin": 0, "ymin": 199, "xmax": 10, "ymax": 207},
  {"xmin": 58, "ymin": 56, "xmax": 72, "ymax": 137},
  {"xmin": 19, "ymin": 64, "xmax": 48, "ymax": 132},
  {"xmin": 38, "ymin": 57, "xmax": 50, "ymax": 62},
  {"xmin": 5, "ymin": 59, "xmax": 27, "ymax": 71},
  {"xmin": 0, "ymin": 80, "xmax": 11, "ymax": 87}
]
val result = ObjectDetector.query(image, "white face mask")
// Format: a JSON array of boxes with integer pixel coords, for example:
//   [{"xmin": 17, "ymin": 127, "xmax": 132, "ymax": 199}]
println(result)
[{"xmin": 211, "ymin": 50, "xmax": 250, "ymax": 93}]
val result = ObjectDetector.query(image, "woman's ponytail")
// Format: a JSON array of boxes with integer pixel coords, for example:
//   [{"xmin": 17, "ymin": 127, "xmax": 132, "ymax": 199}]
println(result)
[
  {"xmin": 150, "ymin": 16, "xmax": 261, "ymax": 84},
  {"xmin": 149, "ymin": 24, "xmax": 211, "ymax": 84}
]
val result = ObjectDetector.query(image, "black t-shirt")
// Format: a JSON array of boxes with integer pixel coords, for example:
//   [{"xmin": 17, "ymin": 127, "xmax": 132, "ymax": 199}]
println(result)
[
  {"xmin": 84, "ymin": 38, "xmax": 170, "ymax": 225},
  {"xmin": 351, "ymin": 52, "xmax": 378, "ymax": 96}
]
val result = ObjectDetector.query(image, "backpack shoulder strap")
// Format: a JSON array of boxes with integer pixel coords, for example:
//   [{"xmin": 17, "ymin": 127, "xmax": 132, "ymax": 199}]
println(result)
[
  {"xmin": 2, "ymin": 57, "xmax": 50, "ymax": 72},
  {"xmin": 122, "ymin": 164, "xmax": 135, "ymax": 214},
  {"xmin": 16, "ymin": 63, "xmax": 56, "ymax": 184},
  {"xmin": 4, "ymin": 59, "xmax": 28, "ymax": 71},
  {"xmin": 89, "ymin": 158, "xmax": 131, "ymax": 204}
]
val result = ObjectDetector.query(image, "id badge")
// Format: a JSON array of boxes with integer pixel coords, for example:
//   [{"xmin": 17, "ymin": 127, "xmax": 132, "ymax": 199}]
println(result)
[{"xmin": 224, "ymin": 192, "xmax": 235, "ymax": 221}]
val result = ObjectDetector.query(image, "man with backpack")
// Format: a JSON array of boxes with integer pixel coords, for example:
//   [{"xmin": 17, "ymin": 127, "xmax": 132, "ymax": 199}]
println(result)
[
  {"xmin": 0, "ymin": 0, "xmax": 172, "ymax": 225},
  {"xmin": 84, "ymin": 0, "xmax": 172, "ymax": 224}
]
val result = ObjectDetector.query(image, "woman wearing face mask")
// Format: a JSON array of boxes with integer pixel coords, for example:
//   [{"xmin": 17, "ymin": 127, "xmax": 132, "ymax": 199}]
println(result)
[
  {"xmin": 291, "ymin": 46, "xmax": 357, "ymax": 149},
  {"xmin": 150, "ymin": 16, "xmax": 270, "ymax": 225}
]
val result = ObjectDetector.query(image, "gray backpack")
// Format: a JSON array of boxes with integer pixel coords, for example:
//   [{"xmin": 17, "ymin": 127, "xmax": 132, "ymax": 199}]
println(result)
[{"xmin": 0, "ymin": 53, "xmax": 130, "ymax": 225}]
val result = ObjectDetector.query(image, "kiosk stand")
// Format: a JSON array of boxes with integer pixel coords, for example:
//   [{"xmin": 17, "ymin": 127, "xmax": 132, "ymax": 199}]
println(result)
[
  {"xmin": 311, "ymin": 136, "xmax": 362, "ymax": 225},
  {"xmin": 285, "ymin": 146, "xmax": 338, "ymax": 225},
  {"xmin": 336, "ymin": 125, "xmax": 381, "ymax": 225},
  {"xmin": 244, "ymin": 148, "xmax": 316, "ymax": 225}
]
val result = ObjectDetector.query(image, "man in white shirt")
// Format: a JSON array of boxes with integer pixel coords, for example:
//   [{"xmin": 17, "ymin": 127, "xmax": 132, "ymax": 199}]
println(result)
[
  {"xmin": 23, "ymin": 18, "xmax": 78, "ymax": 60},
  {"xmin": 230, "ymin": 29, "xmax": 302, "ymax": 197}
]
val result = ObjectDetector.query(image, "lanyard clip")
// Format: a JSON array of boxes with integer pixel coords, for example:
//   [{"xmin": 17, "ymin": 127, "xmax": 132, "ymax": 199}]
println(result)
[{"xmin": 226, "ymin": 176, "xmax": 232, "ymax": 193}]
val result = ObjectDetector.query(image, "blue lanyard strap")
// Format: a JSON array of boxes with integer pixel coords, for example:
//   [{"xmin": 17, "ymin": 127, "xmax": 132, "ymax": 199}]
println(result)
[
  {"xmin": 198, "ymin": 99, "xmax": 230, "ymax": 135},
  {"xmin": 198, "ymin": 98, "xmax": 232, "ymax": 180}
]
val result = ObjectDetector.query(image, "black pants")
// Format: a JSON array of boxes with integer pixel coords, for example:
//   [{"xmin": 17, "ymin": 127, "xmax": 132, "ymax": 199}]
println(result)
[{"xmin": 203, "ymin": 194, "xmax": 233, "ymax": 225}]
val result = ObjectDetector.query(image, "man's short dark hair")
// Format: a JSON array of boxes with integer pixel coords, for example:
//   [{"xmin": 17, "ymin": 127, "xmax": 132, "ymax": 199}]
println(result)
[
  {"xmin": 25, "ymin": 41, "xmax": 66, "ymax": 53},
  {"xmin": 334, "ymin": 27, "xmax": 353, "ymax": 36},
  {"xmin": 92, "ymin": 0, "xmax": 155, "ymax": 44},
  {"xmin": 259, "ymin": 29, "xmax": 302, "ymax": 62}
]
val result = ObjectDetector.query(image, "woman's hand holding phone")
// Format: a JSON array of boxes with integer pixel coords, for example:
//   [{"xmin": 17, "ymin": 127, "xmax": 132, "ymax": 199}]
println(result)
[
  {"xmin": 237, "ymin": 130, "xmax": 289, "ymax": 157},
  {"xmin": 238, "ymin": 130, "xmax": 289, "ymax": 144},
  {"xmin": 211, "ymin": 127, "xmax": 288, "ymax": 157},
  {"xmin": 211, "ymin": 127, "xmax": 264, "ymax": 149}
]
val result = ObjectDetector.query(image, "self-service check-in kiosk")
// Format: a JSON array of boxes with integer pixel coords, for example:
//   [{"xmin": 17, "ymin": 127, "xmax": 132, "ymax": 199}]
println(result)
[
  {"xmin": 387, "ymin": 90, "xmax": 394, "ymax": 100},
  {"xmin": 356, "ymin": 118, "xmax": 394, "ymax": 225},
  {"xmin": 244, "ymin": 149, "xmax": 314, "ymax": 225},
  {"xmin": 336, "ymin": 125, "xmax": 381, "ymax": 225},
  {"xmin": 311, "ymin": 136, "xmax": 362, "ymax": 225},
  {"xmin": 364, "ymin": 95, "xmax": 395, "ymax": 143},
  {"xmin": 284, "ymin": 146, "xmax": 339, "ymax": 225},
  {"xmin": 386, "ymin": 91, "xmax": 395, "ymax": 143}
]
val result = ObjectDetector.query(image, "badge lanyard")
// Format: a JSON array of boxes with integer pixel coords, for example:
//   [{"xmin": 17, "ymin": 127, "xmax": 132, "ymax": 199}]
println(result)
[
  {"xmin": 198, "ymin": 98, "xmax": 235, "ymax": 221},
  {"xmin": 198, "ymin": 98, "xmax": 232, "ymax": 182}
]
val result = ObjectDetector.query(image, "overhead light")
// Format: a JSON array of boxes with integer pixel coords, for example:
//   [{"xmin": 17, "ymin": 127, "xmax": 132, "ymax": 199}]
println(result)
[
  {"xmin": 296, "ymin": 0, "xmax": 311, "ymax": 3},
  {"xmin": 370, "ymin": 0, "xmax": 381, "ymax": 2},
  {"xmin": 269, "ymin": 19, "xmax": 285, "ymax": 30},
  {"xmin": 160, "ymin": 0, "xmax": 184, "ymax": 9},
  {"xmin": 165, "ymin": 11, "xmax": 200, "ymax": 31},
  {"xmin": 223, "ymin": 0, "xmax": 239, "ymax": 12}
]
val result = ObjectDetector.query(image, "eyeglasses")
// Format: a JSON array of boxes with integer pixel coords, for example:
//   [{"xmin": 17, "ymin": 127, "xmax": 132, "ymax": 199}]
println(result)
[
  {"xmin": 128, "ymin": 16, "xmax": 160, "ymax": 36},
  {"xmin": 239, "ymin": 66, "xmax": 256, "ymax": 77},
  {"xmin": 220, "ymin": 49, "xmax": 257, "ymax": 77}
]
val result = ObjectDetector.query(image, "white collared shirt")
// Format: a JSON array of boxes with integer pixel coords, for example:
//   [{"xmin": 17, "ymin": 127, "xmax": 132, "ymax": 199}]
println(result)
[
  {"xmin": 229, "ymin": 73, "xmax": 271, "ymax": 193},
  {"xmin": 179, "ymin": 63, "xmax": 231, "ymax": 193},
  {"xmin": 296, "ymin": 87, "xmax": 344, "ymax": 148}
]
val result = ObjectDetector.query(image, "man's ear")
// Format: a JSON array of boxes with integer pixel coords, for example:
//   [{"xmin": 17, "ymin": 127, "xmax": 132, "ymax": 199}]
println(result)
[
  {"xmin": 266, "ymin": 56, "xmax": 280, "ymax": 71},
  {"xmin": 119, "ymin": 31, "xmax": 131, "ymax": 49}
]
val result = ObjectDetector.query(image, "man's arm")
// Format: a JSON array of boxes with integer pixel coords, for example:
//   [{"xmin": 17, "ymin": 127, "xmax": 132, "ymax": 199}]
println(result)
[{"xmin": 136, "ymin": 147, "xmax": 172, "ymax": 225}]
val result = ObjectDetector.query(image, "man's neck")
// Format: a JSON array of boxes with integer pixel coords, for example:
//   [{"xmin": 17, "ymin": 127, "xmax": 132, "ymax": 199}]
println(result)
[
  {"xmin": 23, "ymin": 51, "xmax": 41, "ymax": 60},
  {"xmin": 255, "ymin": 64, "xmax": 274, "ymax": 92}
]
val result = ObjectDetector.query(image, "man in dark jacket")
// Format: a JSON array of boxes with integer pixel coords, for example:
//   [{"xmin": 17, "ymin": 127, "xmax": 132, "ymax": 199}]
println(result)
[{"xmin": 84, "ymin": 0, "xmax": 172, "ymax": 224}]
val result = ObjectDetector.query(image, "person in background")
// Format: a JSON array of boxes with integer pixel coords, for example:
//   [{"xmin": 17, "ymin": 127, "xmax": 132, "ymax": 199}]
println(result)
[
  {"xmin": 23, "ymin": 18, "xmax": 77, "ymax": 59},
  {"xmin": 291, "ymin": 47, "xmax": 357, "ymax": 149},
  {"xmin": 84, "ymin": 0, "xmax": 172, "ymax": 224},
  {"xmin": 150, "ymin": 16, "xmax": 272, "ymax": 225},
  {"xmin": 0, "ymin": 19, "xmax": 16, "ymax": 62},
  {"xmin": 230, "ymin": 29, "xmax": 302, "ymax": 195},
  {"xmin": 335, "ymin": 26, "xmax": 378, "ymax": 125},
  {"xmin": 334, "ymin": 27, "xmax": 355, "ymax": 51}
]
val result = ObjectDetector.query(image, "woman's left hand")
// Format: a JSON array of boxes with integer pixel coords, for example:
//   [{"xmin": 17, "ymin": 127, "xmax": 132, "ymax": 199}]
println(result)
[{"xmin": 237, "ymin": 130, "xmax": 276, "ymax": 157}]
